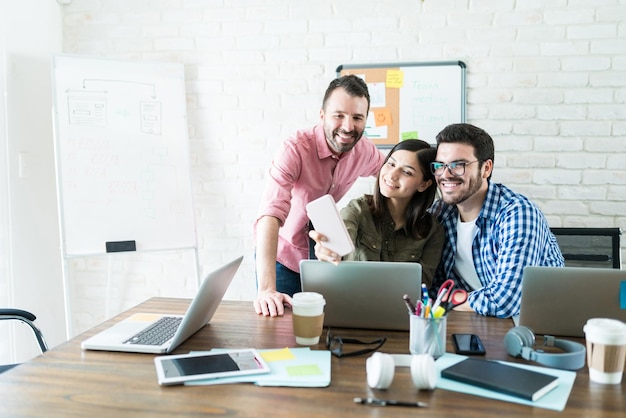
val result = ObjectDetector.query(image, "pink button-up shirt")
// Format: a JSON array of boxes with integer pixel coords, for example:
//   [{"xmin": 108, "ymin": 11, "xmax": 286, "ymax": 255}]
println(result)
[{"xmin": 255, "ymin": 124, "xmax": 385, "ymax": 272}]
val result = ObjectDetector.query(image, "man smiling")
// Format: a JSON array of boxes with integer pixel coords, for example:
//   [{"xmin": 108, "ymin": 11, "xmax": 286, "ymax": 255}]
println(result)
[
  {"xmin": 429, "ymin": 123, "xmax": 563, "ymax": 318},
  {"xmin": 253, "ymin": 75, "xmax": 386, "ymax": 317}
]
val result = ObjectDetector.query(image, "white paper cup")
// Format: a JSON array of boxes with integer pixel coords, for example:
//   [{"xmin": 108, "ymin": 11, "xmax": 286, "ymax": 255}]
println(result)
[
  {"xmin": 291, "ymin": 292, "xmax": 325, "ymax": 345},
  {"xmin": 583, "ymin": 318, "xmax": 626, "ymax": 384}
]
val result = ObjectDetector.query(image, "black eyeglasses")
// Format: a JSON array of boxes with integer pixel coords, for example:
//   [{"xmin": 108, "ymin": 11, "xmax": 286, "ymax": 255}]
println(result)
[
  {"xmin": 430, "ymin": 160, "xmax": 478, "ymax": 177},
  {"xmin": 325, "ymin": 328, "xmax": 386, "ymax": 358}
]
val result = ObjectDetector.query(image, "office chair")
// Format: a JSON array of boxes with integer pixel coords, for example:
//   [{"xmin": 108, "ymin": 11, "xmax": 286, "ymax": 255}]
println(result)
[
  {"xmin": 550, "ymin": 227, "xmax": 622, "ymax": 269},
  {"xmin": 0, "ymin": 308, "xmax": 48, "ymax": 373}
]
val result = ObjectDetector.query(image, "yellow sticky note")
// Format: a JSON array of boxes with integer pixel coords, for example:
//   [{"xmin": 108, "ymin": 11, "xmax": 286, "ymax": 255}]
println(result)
[
  {"xmin": 386, "ymin": 70, "xmax": 404, "ymax": 88},
  {"xmin": 261, "ymin": 347, "xmax": 296, "ymax": 363},
  {"xmin": 286, "ymin": 364, "xmax": 323, "ymax": 377},
  {"xmin": 374, "ymin": 108, "xmax": 392, "ymax": 127}
]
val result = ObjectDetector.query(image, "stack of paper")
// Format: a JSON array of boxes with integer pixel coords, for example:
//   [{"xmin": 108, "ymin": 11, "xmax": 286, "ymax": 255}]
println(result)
[{"xmin": 185, "ymin": 347, "xmax": 331, "ymax": 387}]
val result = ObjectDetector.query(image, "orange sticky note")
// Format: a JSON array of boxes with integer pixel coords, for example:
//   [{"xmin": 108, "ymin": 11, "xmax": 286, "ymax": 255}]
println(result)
[
  {"xmin": 386, "ymin": 70, "xmax": 404, "ymax": 88},
  {"xmin": 374, "ymin": 108, "xmax": 392, "ymax": 127}
]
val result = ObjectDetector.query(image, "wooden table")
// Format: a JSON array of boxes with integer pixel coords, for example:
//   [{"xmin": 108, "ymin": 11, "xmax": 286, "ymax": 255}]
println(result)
[{"xmin": 0, "ymin": 298, "xmax": 624, "ymax": 417}]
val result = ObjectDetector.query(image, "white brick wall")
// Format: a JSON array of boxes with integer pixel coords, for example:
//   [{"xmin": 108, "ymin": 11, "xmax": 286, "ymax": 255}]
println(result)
[{"xmin": 58, "ymin": 0, "xmax": 626, "ymax": 335}]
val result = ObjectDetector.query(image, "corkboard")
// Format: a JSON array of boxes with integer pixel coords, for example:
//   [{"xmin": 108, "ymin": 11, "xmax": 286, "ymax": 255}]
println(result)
[{"xmin": 337, "ymin": 61, "xmax": 466, "ymax": 148}]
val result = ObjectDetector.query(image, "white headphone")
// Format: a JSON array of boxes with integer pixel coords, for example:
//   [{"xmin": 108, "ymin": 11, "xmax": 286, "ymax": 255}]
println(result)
[
  {"xmin": 504, "ymin": 326, "xmax": 586, "ymax": 370},
  {"xmin": 366, "ymin": 352, "xmax": 437, "ymax": 390}
]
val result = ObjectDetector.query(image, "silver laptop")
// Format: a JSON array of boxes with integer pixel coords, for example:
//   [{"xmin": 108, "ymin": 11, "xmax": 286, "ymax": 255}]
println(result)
[
  {"xmin": 81, "ymin": 256, "xmax": 243, "ymax": 354},
  {"xmin": 299, "ymin": 260, "xmax": 422, "ymax": 331},
  {"xmin": 519, "ymin": 266, "xmax": 626, "ymax": 337}
]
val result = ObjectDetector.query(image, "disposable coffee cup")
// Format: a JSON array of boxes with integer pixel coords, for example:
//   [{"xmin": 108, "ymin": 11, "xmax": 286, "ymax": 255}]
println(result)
[
  {"xmin": 583, "ymin": 318, "xmax": 626, "ymax": 384},
  {"xmin": 291, "ymin": 292, "xmax": 325, "ymax": 345}
]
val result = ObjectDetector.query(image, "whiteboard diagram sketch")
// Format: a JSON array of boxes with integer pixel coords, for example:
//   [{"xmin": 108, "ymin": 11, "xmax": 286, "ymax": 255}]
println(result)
[
  {"xmin": 399, "ymin": 65, "xmax": 462, "ymax": 142},
  {"xmin": 52, "ymin": 55, "xmax": 196, "ymax": 256}
]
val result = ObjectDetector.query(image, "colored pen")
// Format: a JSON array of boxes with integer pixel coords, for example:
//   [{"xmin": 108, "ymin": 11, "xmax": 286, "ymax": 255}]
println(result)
[
  {"xmin": 415, "ymin": 300, "xmax": 423, "ymax": 317},
  {"xmin": 402, "ymin": 294, "xmax": 416, "ymax": 315},
  {"xmin": 421, "ymin": 284, "xmax": 429, "ymax": 312},
  {"xmin": 354, "ymin": 397, "xmax": 428, "ymax": 408},
  {"xmin": 431, "ymin": 288, "xmax": 447, "ymax": 313},
  {"xmin": 432, "ymin": 305, "xmax": 446, "ymax": 318}
]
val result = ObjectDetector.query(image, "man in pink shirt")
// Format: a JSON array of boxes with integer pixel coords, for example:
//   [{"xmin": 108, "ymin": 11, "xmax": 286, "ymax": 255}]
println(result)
[{"xmin": 254, "ymin": 75, "xmax": 386, "ymax": 317}]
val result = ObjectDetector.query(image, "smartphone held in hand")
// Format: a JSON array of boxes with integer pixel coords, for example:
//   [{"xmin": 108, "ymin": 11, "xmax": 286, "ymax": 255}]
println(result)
[{"xmin": 306, "ymin": 194, "xmax": 354, "ymax": 257}]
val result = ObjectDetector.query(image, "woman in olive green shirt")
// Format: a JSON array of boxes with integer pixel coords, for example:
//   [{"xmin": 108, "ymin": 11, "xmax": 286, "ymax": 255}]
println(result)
[{"xmin": 309, "ymin": 139, "xmax": 444, "ymax": 287}]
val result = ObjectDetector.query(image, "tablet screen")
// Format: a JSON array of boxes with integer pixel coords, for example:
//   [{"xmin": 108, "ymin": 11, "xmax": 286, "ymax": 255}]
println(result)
[{"xmin": 155, "ymin": 349, "xmax": 270, "ymax": 385}]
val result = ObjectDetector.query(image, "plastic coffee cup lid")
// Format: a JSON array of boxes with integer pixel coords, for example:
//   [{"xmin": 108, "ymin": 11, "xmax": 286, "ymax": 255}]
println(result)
[
  {"xmin": 292, "ymin": 292, "xmax": 325, "ymax": 306},
  {"xmin": 583, "ymin": 318, "xmax": 626, "ymax": 345}
]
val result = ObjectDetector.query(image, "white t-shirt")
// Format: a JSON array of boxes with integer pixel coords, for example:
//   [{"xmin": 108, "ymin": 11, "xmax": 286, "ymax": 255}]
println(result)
[{"xmin": 453, "ymin": 214, "xmax": 482, "ymax": 290}]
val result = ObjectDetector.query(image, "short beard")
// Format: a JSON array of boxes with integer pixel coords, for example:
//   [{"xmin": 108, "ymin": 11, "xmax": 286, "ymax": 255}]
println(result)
[
  {"xmin": 324, "ymin": 127, "xmax": 363, "ymax": 154},
  {"xmin": 439, "ymin": 172, "xmax": 483, "ymax": 206}
]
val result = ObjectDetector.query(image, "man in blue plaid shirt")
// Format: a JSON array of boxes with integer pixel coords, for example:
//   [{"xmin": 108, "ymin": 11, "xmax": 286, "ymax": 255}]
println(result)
[{"xmin": 429, "ymin": 123, "xmax": 563, "ymax": 318}]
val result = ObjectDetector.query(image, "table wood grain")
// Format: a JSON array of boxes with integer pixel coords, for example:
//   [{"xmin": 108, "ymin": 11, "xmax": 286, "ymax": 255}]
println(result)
[{"xmin": 0, "ymin": 298, "xmax": 624, "ymax": 417}]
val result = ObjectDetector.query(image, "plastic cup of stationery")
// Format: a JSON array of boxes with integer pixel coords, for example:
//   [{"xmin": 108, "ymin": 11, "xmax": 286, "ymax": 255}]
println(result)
[
  {"xmin": 583, "ymin": 318, "xmax": 626, "ymax": 384},
  {"xmin": 409, "ymin": 314, "xmax": 446, "ymax": 359},
  {"xmin": 291, "ymin": 292, "xmax": 326, "ymax": 345}
]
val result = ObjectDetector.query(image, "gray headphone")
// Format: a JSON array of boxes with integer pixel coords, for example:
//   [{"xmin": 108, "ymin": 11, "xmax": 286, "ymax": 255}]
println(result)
[{"xmin": 504, "ymin": 326, "xmax": 586, "ymax": 370}]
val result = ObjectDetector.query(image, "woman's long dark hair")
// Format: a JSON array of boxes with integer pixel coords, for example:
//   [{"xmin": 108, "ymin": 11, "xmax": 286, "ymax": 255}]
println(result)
[{"xmin": 369, "ymin": 139, "xmax": 437, "ymax": 239}]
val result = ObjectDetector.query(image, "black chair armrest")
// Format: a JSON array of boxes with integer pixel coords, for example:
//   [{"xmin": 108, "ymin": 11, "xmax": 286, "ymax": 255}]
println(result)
[
  {"xmin": 0, "ymin": 309, "xmax": 48, "ymax": 353},
  {"xmin": 0, "ymin": 308, "xmax": 37, "ymax": 322}
]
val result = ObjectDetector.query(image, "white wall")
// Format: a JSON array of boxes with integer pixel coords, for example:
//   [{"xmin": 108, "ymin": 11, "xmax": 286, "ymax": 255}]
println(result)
[
  {"xmin": 5, "ymin": 0, "xmax": 625, "ymax": 341},
  {"xmin": 0, "ymin": 2, "xmax": 64, "ymax": 364}
]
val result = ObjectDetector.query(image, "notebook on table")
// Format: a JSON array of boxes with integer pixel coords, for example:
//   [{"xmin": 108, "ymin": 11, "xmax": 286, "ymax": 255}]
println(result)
[
  {"xmin": 81, "ymin": 256, "xmax": 243, "ymax": 354},
  {"xmin": 299, "ymin": 260, "xmax": 422, "ymax": 331},
  {"xmin": 441, "ymin": 358, "xmax": 559, "ymax": 402},
  {"xmin": 518, "ymin": 266, "xmax": 626, "ymax": 337}
]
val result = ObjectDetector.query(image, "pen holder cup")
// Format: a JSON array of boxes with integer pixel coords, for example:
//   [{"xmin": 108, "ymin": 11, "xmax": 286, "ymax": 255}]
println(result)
[{"xmin": 409, "ymin": 314, "xmax": 446, "ymax": 359}]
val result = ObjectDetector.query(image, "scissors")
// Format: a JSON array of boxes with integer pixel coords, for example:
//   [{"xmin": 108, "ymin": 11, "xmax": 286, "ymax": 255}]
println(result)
[{"xmin": 435, "ymin": 279, "xmax": 468, "ymax": 312}]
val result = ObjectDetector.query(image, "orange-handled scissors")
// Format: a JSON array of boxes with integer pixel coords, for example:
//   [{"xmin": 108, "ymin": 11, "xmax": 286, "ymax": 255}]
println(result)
[{"xmin": 436, "ymin": 279, "xmax": 468, "ymax": 312}]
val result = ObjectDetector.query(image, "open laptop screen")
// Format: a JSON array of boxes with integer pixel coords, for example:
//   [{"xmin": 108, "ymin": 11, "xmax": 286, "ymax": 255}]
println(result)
[{"xmin": 518, "ymin": 266, "xmax": 626, "ymax": 337}]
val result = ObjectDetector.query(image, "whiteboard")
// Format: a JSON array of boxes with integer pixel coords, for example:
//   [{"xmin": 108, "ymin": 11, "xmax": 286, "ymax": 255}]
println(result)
[
  {"xmin": 337, "ymin": 61, "xmax": 466, "ymax": 147},
  {"xmin": 52, "ymin": 55, "xmax": 196, "ymax": 256}
]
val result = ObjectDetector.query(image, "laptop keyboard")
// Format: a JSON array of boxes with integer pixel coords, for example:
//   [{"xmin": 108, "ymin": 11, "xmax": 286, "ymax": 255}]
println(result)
[{"xmin": 124, "ymin": 316, "xmax": 182, "ymax": 346}]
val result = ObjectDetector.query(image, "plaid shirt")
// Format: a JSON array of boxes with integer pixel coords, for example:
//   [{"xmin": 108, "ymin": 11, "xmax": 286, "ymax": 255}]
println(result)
[{"xmin": 431, "ymin": 182, "xmax": 564, "ymax": 318}]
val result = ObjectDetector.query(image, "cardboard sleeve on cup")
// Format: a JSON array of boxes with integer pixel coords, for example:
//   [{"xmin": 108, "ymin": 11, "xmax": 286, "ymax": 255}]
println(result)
[
  {"xmin": 292, "ymin": 313, "xmax": 325, "ymax": 338},
  {"xmin": 583, "ymin": 318, "xmax": 626, "ymax": 384}
]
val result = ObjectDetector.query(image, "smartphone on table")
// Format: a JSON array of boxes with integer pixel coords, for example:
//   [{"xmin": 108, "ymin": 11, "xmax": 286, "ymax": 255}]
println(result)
[{"xmin": 452, "ymin": 333, "xmax": 486, "ymax": 355}]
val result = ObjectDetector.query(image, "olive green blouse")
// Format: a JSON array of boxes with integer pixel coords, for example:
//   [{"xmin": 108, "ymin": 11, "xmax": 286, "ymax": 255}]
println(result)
[{"xmin": 340, "ymin": 196, "xmax": 445, "ymax": 288}]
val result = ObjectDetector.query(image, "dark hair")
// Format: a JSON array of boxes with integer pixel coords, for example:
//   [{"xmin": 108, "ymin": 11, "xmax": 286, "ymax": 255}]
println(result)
[
  {"xmin": 322, "ymin": 75, "xmax": 370, "ymax": 114},
  {"xmin": 435, "ymin": 123, "xmax": 495, "ymax": 179},
  {"xmin": 370, "ymin": 139, "xmax": 437, "ymax": 240}
]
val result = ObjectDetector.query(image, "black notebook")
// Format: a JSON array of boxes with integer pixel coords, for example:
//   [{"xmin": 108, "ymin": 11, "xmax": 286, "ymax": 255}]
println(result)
[{"xmin": 441, "ymin": 358, "xmax": 559, "ymax": 402}]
